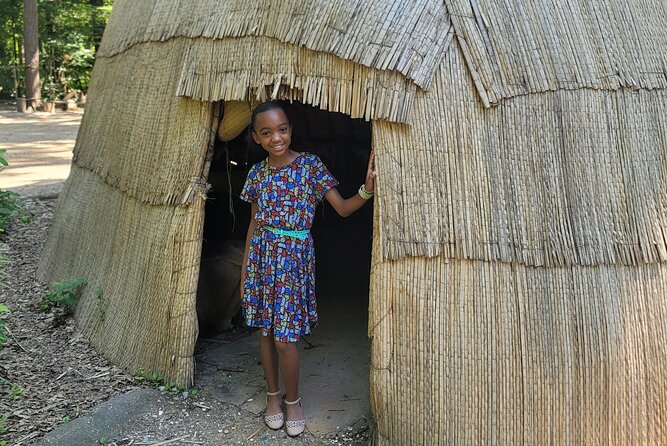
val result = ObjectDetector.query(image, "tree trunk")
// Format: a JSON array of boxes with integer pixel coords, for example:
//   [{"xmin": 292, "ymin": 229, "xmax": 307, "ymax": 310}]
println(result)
[{"xmin": 23, "ymin": 0, "xmax": 41, "ymax": 111}]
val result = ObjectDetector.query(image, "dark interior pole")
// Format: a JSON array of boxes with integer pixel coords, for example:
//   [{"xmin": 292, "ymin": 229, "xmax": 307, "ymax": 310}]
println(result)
[{"xmin": 23, "ymin": 0, "xmax": 41, "ymax": 111}]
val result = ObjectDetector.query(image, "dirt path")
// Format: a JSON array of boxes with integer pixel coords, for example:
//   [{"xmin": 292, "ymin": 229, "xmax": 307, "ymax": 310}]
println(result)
[{"xmin": 0, "ymin": 110, "xmax": 81, "ymax": 197}]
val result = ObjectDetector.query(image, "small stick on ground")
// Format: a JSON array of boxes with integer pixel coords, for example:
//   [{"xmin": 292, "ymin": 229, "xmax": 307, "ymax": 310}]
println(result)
[
  {"xmin": 246, "ymin": 426, "xmax": 263, "ymax": 441},
  {"xmin": 86, "ymin": 371, "xmax": 110, "ymax": 380},
  {"xmin": 56, "ymin": 368, "xmax": 71, "ymax": 380},
  {"xmin": 5, "ymin": 325, "xmax": 27, "ymax": 352}
]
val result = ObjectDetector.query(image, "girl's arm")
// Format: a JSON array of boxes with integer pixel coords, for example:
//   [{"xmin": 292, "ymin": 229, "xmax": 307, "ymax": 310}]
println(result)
[
  {"xmin": 240, "ymin": 202, "xmax": 258, "ymax": 296},
  {"xmin": 325, "ymin": 150, "xmax": 376, "ymax": 218}
]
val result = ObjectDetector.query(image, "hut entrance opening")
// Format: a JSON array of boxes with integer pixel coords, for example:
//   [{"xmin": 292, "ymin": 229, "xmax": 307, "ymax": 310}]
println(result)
[{"xmin": 195, "ymin": 100, "xmax": 372, "ymax": 433}]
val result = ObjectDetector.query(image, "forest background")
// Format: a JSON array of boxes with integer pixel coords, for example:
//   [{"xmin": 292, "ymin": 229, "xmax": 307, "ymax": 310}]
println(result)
[{"xmin": 0, "ymin": 0, "xmax": 113, "ymax": 104}]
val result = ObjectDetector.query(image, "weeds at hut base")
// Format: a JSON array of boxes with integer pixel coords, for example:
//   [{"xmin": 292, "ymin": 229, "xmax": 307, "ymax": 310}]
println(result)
[
  {"xmin": 39, "ymin": 277, "xmax": 87, "ymax": 316},
  {"xmin": 133, "ymin": 368, "xmax": 198, "ymax": 398}
]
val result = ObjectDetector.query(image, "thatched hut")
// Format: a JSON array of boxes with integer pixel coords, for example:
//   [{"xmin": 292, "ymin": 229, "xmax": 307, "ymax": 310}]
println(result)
[{"xmin": 38, "ymin": 0, "xmax": 667, "ymax": 444}]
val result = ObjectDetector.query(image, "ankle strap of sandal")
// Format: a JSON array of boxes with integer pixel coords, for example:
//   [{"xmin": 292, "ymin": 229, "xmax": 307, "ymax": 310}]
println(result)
[
  {"xmin": 267, "ymin": 390, "xmax": 282, "ymax": 396},
  {"xmin": 284, "ymin": 397, "xmax": 301, "ymax": 405}
]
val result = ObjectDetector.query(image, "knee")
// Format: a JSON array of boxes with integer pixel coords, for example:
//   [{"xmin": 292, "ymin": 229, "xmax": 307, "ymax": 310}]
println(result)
[{"xmin": 273, "ymin": 340, "xmax": 295, "ymax": 354}]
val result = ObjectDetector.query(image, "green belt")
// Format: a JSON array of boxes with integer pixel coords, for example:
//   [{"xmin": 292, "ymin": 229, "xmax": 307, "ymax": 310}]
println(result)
[{"xmin": 263, "ymin": 226, "xmax": 310, "ymax": 240}]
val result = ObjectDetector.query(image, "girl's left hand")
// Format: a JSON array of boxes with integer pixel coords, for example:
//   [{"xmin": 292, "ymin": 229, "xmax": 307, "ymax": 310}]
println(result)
[{"xmin": 365, "ymin": 150, "xmax": 376, "ymax": 192}]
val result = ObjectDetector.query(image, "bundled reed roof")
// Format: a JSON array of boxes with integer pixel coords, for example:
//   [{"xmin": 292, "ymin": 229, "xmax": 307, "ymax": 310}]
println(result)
[
  {"xmin": 99, "ymin": 0, "xmax": 453, "ymax": 90},
  {"xmin": 444, "ymin": 0, "xmax": 667, "ymax": 106},
  {"xmin": 375, "ymin": 40, "xmax": 667, "ymax": 266},
  {"xmin": 74, "ymin": 38, "xmax": 213, "ymax": 205}
]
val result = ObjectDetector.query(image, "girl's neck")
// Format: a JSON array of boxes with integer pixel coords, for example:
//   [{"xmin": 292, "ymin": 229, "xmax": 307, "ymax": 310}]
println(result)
[{"xmin": 267, "ymin": 149, "xmax": 299, "ymax": 168}]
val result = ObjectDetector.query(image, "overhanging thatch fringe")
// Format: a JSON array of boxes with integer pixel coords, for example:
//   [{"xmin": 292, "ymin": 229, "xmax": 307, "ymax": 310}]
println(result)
[
  {"xmin": 177, "ymin": 36, "xmax": 418, "ymax": 123},
  {"xmin": 99, "ymin": 0, "xmax": 453, "ymax": 90},
  {"xmin": 444, "ymin": 0, "xmax": 667, "ymax": 106},
  {"xmin": 375, "ymin": 41, "xmax": 667, "ymax": 266},
  {"xmin": 38, "ymin": 164, "xmax": 203, "ymax": 384}
]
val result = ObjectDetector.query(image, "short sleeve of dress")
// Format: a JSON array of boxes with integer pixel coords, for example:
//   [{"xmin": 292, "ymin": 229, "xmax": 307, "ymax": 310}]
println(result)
[
  {"xmin": 240, "ymin": 164, "xmax": 260, "ymax": 203},
  {"xmin": 310, "ymin": 155, "xmax": 338, "ymax": 202}
]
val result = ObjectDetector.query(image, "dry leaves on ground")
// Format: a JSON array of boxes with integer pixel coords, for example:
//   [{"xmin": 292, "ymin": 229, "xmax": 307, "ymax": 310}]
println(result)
[{"xmin": 0, "ymin": 199, "xmax": 138, "ymax": 445}]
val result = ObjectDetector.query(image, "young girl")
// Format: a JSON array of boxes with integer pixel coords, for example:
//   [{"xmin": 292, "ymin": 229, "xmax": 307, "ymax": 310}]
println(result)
[{"xmin": 239, "ymin": 101, "xmax": 375, "ymax": 437}]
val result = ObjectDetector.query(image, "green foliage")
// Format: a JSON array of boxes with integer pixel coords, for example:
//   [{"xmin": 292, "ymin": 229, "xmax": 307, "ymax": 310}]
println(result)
[
  {"xmin": 0, "ymin": 190, "xmax": 22, "ymax": 235},
  {"xmin": 0, "ymin": 150, "xmax": 31, "ymax": 234},
  {"xmin": 0, "ymin": 407, "xmax": 7, "ymax": 446},
  {"xmin": 133, "ymin": 368, "xmax": 198, "ymax": 397},
  {"xmin": 9, "ymin": 382, "xmax": 22, "ymax": 398},
  {"xmin": 0, "ymin": 0, "xmax": 23, "ymax": 98},
  {"xmin": 39, "ymin": 277, "xmax": 87, "ymax": 315},
  {"xmin": 0, "ymin": 0, "xmax": 114, "ymax": 99}
]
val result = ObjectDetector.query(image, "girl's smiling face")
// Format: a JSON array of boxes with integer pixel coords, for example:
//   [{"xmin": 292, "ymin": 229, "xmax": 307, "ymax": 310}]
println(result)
[{"xmin": 251, "ymin": 108, "xmax": 292, "ymax": 159}]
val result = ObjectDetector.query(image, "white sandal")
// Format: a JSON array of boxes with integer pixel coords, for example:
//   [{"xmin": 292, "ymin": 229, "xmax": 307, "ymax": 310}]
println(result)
[
  {"xmin": 284, "ymin": 397, "xmax": 306, "ymax": 437},
  {"xmin": 264, "ymin": 390, "xmax": 284, "ymax": 429}
]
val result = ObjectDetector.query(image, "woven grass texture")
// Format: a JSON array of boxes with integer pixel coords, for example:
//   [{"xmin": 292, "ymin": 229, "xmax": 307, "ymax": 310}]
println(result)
[
  {"xmin": 177, "ymin": 36, "xmax": 420, "ymax": 123},
  {"xmin": 444, "ymin": 0, "xmax": 667, "ymax": 107},
  {"xmin": 37, "ymin": 38, "xmax": 215, "ymax": 384},
  {"xmin": 99, "ymin": 0, "xmax": 453, "ymax": 90},
  {"xmin": 38, "ymin": 164, "xmax": 204, "ymax": 384},
  {"xmin": 73, "ymin": 38, "xmax": 213, "ymax": 206},
  {"xmin": 375, "ymin": 41, "xmax": 667, "ymax": 265},
  {"xmin": 369, "ymin": 251, "xmax": 667, "ymax": 445}
]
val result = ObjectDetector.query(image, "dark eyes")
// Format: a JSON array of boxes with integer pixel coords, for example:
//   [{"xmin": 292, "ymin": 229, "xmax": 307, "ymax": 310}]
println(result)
[{"xmin": 260, "ymin": 127, "xmax": 288, "ymax": 137}]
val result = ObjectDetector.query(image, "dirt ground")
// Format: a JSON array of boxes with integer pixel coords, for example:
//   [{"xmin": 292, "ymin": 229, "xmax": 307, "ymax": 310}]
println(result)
[
  {"xmin": 0, "ymin": 110, "xmax": 370, "ymax": 445},
  {"xmin": 0, "ymin": 110, "xmax": 80, "ymax": 196}
]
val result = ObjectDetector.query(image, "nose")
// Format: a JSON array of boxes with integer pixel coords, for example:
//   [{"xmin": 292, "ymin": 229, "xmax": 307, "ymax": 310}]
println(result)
[{"xmin": 271, "ymin": 132, "xmax": 281, "ymax": 142}]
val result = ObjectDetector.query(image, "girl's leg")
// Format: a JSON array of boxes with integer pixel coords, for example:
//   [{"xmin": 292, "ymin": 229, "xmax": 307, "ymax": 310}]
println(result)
[
  {"xmin": 259, "ymin": 332, "xmax": 282, "ymax": 415},
  {"xmin": 274, "ymin": 340, "xmax": 304, "ymax": 421}
]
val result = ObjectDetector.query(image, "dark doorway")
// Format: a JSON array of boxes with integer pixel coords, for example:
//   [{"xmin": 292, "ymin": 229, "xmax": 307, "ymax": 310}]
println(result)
[{"xmin": 195, "ymin": 100, "xmax": 373, "ymax": 435}]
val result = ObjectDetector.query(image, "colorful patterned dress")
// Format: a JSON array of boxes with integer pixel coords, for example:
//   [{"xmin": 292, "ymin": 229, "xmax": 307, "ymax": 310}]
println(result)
[{"xmin": 240, "ymin": 152, "xmax": 338, "ymax": 343}]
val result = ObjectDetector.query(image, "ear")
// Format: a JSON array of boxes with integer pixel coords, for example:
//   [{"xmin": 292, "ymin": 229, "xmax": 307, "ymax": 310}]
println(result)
[{"xmin": 251, "ymin": 130, "xmax": 260, "ymax": 145}]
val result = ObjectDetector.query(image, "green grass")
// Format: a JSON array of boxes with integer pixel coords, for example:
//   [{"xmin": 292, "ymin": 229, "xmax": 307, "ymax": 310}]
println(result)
[
  {"xmin": 40, "ymin": 277, "xmax": 87, "ymax": 315},
  {"xmin": 133, "ymin": 368, "xmax": 198, "ymax": 397},
  {"xmin": 0, "ymin": 149, "xmax": 33, "ymax": 234},
  {"xmin": 0, "ymin": 190, "xmax": 23, "ymax": 235}
]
